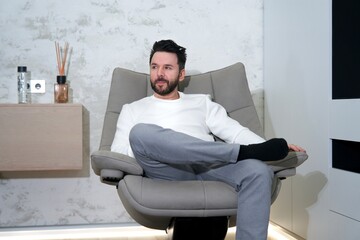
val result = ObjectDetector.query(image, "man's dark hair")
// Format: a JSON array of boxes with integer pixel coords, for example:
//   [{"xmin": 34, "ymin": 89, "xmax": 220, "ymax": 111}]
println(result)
[{"xmin": 149, "ymin": 40, "xmax": 187, "ymax": 70}]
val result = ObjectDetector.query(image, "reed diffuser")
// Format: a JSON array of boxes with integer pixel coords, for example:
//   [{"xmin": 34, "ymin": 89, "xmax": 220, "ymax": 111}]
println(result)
[{"xmin": 54, "ymin": 41, "xmax": 69, "ymax": 103}]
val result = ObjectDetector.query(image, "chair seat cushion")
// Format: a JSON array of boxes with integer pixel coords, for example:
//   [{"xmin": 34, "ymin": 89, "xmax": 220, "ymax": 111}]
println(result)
[{"xmin": 118, "ymin": 175, "xmax": 238, "ymax": 217}]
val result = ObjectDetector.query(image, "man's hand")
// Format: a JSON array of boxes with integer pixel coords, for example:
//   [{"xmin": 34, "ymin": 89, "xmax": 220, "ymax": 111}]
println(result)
[{"xmin": 288, "ymin": 144, "xmax": 306, "ymax": 152}]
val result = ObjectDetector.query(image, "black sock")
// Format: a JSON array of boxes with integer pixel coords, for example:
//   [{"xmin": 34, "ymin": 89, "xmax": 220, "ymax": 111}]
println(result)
[{"xmin": 237, "ymin": 138, "xmax": 288, "ymax": 162}]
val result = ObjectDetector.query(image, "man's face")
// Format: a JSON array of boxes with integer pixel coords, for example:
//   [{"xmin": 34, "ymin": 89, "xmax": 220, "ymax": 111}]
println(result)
[{"xmin": 150, "ymin": 51, "xmax": 185, "ymax": 99}]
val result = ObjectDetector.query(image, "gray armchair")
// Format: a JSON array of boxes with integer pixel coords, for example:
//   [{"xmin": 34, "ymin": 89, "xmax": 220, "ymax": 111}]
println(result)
[{"xmin": 91, "ymin": 62, "xmax": 308, "ymax": 239}]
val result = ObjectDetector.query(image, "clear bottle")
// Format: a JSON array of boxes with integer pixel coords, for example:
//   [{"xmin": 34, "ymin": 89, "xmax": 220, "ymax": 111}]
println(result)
[
  {"xmin": 54, "ymin": 75, "xmax": 69, "ymax": 103},
  {"xmin": 17, "ymin": 66, "xmax": 30, "ymax": 103}
]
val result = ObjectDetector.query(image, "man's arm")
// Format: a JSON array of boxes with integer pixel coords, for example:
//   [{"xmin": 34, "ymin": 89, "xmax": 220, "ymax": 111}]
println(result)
[
  {"xmin": 111, "ymin": 104, "xmax": 135, "ymax": 156},
  {"xmin": 205, "ymin": 97, "xmax": 265, "ymax": 145}
]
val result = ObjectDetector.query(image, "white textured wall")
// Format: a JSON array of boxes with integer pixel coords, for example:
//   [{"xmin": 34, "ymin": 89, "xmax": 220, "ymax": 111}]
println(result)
[{"xmin": 0, "ymin": 0, "xmax": 264, "ymax": 227}]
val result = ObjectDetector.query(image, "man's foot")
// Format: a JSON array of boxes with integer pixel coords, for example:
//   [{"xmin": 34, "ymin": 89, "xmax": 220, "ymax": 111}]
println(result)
[{"xmin": 238, "ymin": 138, "xmax": 289, "ymax": 161}]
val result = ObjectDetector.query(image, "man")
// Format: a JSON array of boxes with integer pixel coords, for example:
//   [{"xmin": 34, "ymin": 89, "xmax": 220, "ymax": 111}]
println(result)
[{"xmin": 111, "ymin": 39, "xmax": 305, "ymax": 239}]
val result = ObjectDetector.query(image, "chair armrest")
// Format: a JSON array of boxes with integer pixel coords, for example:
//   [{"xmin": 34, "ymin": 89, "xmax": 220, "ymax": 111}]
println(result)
[
  {"xmin": 91, "ymin": 150, "xmax": 143, "ymax": 177},
  {"xmin": 266, "ymin": 151, "xmax": 308, "ymax": 178}
]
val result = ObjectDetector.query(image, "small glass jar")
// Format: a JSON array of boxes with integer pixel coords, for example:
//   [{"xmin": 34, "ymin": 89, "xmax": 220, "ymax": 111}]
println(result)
[
  {"xmin": 17, "ymin": 66, "xmax": 30, "ymax": 104},
  {"xmin": 54, "ymin": 75, "xmax": 68, "ymax": 103}
]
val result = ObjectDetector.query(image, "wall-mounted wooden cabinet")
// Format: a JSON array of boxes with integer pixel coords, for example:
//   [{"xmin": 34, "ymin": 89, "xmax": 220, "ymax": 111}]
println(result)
[{"xmin": 0, "ymin": 104, "xmax": 84, "ymax": 171}]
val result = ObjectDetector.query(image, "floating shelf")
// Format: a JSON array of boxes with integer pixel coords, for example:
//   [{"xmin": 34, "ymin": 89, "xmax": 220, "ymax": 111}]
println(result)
[{"xmin": 0, "ymin": 104, "xmax": 84, "ymax": 171}]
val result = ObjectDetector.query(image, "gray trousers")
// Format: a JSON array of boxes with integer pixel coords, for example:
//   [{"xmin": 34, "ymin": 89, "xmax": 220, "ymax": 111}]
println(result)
[{"xmin": 129, "ymin": 123, "xmax": 273, "ymax": 240}]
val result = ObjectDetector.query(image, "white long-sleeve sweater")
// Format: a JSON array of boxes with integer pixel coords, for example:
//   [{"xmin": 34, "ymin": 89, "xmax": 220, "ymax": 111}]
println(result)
[{"xmin": 111, "ymin": 92, "xmax": 265, "ymax": 157}]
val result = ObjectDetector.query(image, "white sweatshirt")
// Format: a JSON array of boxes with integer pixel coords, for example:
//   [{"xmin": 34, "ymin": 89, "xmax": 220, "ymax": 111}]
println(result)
[{"xmin": 111, "ymin": 92, "xmax": 265, "ymax": 157}]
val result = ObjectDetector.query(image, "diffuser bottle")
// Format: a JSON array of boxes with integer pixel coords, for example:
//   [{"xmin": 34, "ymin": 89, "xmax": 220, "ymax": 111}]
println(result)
[{"xmin": 54, "ymin": 75, "xmax": 68, "ymax": 103}]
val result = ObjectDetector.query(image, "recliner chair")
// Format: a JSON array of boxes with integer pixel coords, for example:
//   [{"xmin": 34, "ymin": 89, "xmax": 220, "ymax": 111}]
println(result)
[{"xmin": 91, "ymin": 62, "xmax": 308, "ymax": 240}]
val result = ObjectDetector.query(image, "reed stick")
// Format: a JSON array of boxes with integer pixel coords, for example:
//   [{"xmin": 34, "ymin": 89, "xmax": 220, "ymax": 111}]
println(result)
[{"xmin": 55, "ymin": 41, "xmax": 69, "ymax": 76}]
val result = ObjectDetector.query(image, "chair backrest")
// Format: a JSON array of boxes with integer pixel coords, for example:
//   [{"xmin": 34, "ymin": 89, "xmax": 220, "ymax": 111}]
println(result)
[{"xmin": 99, "ymin": 62, "xmax": 263, "ymax": 151}]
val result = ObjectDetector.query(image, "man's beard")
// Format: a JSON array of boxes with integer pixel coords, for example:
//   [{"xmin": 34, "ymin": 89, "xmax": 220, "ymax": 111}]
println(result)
[{"xmin": 151, "ymin": 77, "xmax": 179, "ymax": 96}]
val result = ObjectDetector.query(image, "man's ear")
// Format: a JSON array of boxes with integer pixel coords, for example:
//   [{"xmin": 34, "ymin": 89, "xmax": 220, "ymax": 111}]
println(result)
[{"xmin": 179, "ymin": 69, "xmax": 185, "ymax": 82}]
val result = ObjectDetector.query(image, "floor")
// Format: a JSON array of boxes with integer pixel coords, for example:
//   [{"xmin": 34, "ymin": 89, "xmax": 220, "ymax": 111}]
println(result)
[{"xmin": 0, "ymin": 222, "xmax": 304, "ymax": 240}]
